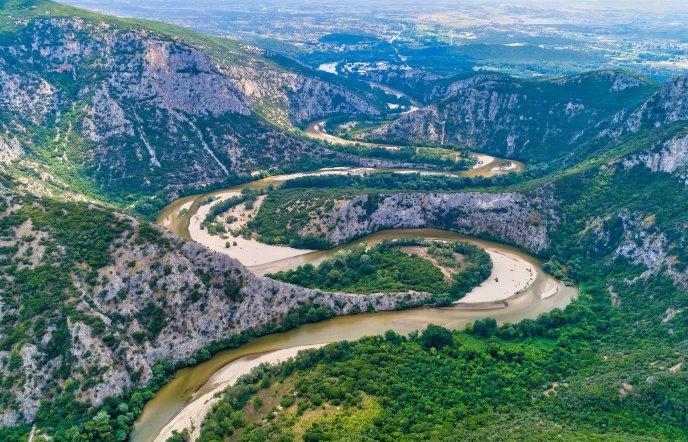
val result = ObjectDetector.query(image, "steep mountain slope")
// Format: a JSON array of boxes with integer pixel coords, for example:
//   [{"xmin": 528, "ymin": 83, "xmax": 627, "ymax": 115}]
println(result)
[
  {"xmin": 257, "ymin": 122, "xmax": 688, "ymax": 280},
  {"xmin": 0, "ymin": 1, "xmax": 385, "ymax": 211},
  {"xmin": 0, "ymin": 1, "xmax": 687, "ymax": 441},
  {"xmin": 624, "ymin": 75, "xmax": 688, "ymax": 132},
  {"xmin": 0, "ymin": 174, "xmax": 425, "ymax": 435},
  {"xmin": 361, "ymin": 71, "xmax": 659, "ymax": 164}
]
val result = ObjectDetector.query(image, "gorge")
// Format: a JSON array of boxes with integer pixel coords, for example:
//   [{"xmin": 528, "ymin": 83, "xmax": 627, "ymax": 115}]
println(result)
[{"xmin": 0, "ymin": 1, "xmax": 687, "ymax": 441}]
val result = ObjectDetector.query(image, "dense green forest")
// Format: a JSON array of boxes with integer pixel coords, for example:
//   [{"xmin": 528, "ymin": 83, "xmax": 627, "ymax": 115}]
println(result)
[
  {"xmin": 269, "ymin": 240, "xmax": 491, "ymax": 303},
  {"xmin": 192, "ymin": 268, "xmax": 688, "ymax": 441},
  {"xmin": 269, "ymin": 242, "xmax": 448, "ymax": 295},
  {"xmin": 1, "ymin": 1, "xmax": 688, "ymax": 441},
  {"xmin": 192, "ymin": 126, "xmax": 688, "ymax": 440},
  {"xmin": 318, "ymin": 141, "xmax": 477, "ymax": 170}
]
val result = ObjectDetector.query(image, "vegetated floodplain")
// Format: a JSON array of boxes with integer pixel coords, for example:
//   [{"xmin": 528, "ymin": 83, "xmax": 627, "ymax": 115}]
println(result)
[{"xmin": 268, "ymin": 239, "xmax": 492, "ymax": 304}]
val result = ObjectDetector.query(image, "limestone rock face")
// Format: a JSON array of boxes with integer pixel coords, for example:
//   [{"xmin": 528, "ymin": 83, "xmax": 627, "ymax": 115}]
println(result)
[
  {"xmin": 0, "ymin": 136, "xmax": 22, "ymax": 165},
  {"xmin": 626, "ymin": 75, "xmax": 688, "ymax": 132},
  {"xmin": 0, "ymin": 17, "xmax": 382, "ymax": 198},
  {"xmin": 299, "ymin": 190, "xmax": 558, "ymax": 253},
  {"xmin": 623, "ymin": 132, "xmax": 688, "ymax": 184},
  {"xmin": 0, "ymin": 188, "xmax": 426, "ymax": 425},
  {"xmin": 362, "ymin": 71, "xmax": 658, "ymax": 161}
]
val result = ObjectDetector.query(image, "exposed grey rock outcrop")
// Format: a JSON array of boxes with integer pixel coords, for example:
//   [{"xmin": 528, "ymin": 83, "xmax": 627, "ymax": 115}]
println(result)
[
  {"xmin": 610, "ymin": 212, "xmax": 687, "ymax": 288},
  {"xmin": 0, "ymin": 16, "xmax": 383, "ymax": 197},
  {"xmin": 623, "ymin": 131, "xmax": 688, "ymax": 184},
  {"xmin": 0, "ymin": 194, "xmax": 426, "ymax": 424},
  {"xmin": 299, "ymin": 190, "xmax": 557, "ymax": 253},
  {"xmin": 626, "ymin": 75, "xmax": 688, "ymax": 132},
  {"xmin": 0, "ymin": 136, "xmax": 22, "ymax": 165},
  {"xmin": 362, "ymin": 71, "xmax": 657, "ymax": 161}
]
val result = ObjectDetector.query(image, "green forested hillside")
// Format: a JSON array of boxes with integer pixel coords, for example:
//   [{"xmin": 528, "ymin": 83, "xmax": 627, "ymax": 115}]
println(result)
[
  {"xmin": 0, "ymin": 1, "xmax": 687, "ymax": 442},
  {"xmin": 0, "ymin": 172, "xmax": 419, "ymax": 441},
  {"xmin": 269, "ymin": 240, "xmax": 492, "ymax": 303},
  {"xmin": 359, "ymin": 71, "xmax": 661, "ymax": 164},
  {"xmin": 195, "ymin": 122, "xmax": 688, "ymax": 441}
]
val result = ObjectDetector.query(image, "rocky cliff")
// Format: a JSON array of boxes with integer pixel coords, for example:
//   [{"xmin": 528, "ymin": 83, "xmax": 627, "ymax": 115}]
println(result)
[
  {"xmin": 0, "ymin": 6, "xmax": 383, "ymax": 206},
  {"xmin": 625, "ymin": 75, "xmax": 688, "ymax": 132},
  {"xmin": 362, "ymin": 71, "xmax": 658, "ymax": 163},
  {"xmin": 622, "ymin": 130, "xmax": 688, "ymax": 185},
  {"xmin": 255, "ymin": 125, "xmax": 688, "ymax": 292},
  {"xmin": 296, "ymin": 190, "xmax": 558, "ymax": 253},
  {"xmin": 0, "ymin": 184, "xmax": 426, "ymax": 426}
]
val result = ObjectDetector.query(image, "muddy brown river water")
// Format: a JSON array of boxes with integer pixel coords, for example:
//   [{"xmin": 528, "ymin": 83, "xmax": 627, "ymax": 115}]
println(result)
[{"xmin": 133, "ymin": 162, "xmax": 576, "ymax": 441}]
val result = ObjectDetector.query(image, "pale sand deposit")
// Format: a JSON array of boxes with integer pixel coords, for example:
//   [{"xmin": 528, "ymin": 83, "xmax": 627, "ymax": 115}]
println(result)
[
  {"xmin": 151, "ymin": 248, "xmax": 540, "ymax": 439},
  {"xmin": 473, "ymin": 154, "xmax": 495, "ymax": 169},
  {"xmin": 381, "ymin": 170, "xmax": 457, "ymax": 177},
  {"xmin": 457, "ymin": 250, "xmax": 537, "ymax": 304},
  {"xmin": 188, "ymin": 168, "xmax": 378, "ymax": 266},
  {"xmin": 191, "ymin": 188, "xmax": 539, "ymax": 302},
  {"xmin": 154, "ymin": 344, "xmax": 325, "ymax": 442},
  {"xmin": 272, "ymin": 167, "xmax": 375, "ymax": 181},
  {"xmin": 540, "ymin": 283, "xmax": 560, "ymax": 300},
  {"xmin": 189, "ymin": 192, "xmax": 313, "ymax": 266}
]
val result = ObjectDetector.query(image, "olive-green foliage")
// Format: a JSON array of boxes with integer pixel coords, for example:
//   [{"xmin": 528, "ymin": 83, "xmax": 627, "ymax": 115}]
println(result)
[
  {"xmin": 269, "ymin": 242, "xmax": 448, "ymax": 295},
  {"xmin": 21, "ymin": 199, "xmax": 128, "ymax": 268},
  {"xmin": 196, "ymin": 122, "xmax": 688, "ymax": 441},
  {"xmin": 198, "ymin": 262, "xmax": 688, "ymax": 441},
  {"xmin": 420, "ymin": 324, "xmax": 453, "ymax": 349},
  {"xmin": 446, "ymin": 241, "xmax": 492, "ymax": 300},
  {"xmin": 270, "ymin": 240, "xmax": 491, "ymax": 306},
  {"xmin": 249, "ymin": 188, "xmax": 342, "ymax": 249},
  {"xmin": 322, "ymin": 141, "xmax": 477, "ymax": 170},
  {"xmin": 137, "ymin": 302, "xmax": 167, "ymax": 340}
]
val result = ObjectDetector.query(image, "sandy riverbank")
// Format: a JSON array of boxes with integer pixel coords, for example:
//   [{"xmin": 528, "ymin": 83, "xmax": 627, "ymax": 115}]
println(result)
[
  {"xmin": 458, "ymin": 249, "xmax": 537, "ymax": 304},
  {"xmin": 154, "ymin": 344, "xmax": 326, "ymax": 442},
  {"xmin": 540, "ymin": 283, "xmax": 560, "ymax": 300},
  {"xmin": 188, "ymin": 168, "xmax": 378, "ymax": 267},
  {"xmin": 272, "ymin": 167, "xmax": 376, "ymax": 181},
  {"xmin": 473, "ymin": 154, "xmax": 495, "ymax": 169},
  {"xmin": 189, "ymin": 192, "xmax": 313, "ymax": 266},
  {"xmin": 189, "ymin": 184, "xmax": 540, "ymax": 302},
  {"xmin": 150, "ymin": 247, "xmax": 543, "ymax": 439}
]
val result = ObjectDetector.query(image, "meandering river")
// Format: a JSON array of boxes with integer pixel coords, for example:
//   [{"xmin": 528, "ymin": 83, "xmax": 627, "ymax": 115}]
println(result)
[
  {"xmin": 133, "ymin": 161, "xmax": 577, "ymax": 441},
  {"xmin": 303, "ymin": 120, "xmax": 524, "ymax": 177}
]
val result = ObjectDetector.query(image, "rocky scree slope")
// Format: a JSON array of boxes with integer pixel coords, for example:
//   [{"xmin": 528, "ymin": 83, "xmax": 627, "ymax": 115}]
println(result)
[
  {"xmin": 0, "ymin": 4, "xmax": 382, "ymax": 207},
  {"xmin": 0, "ymin": 180, "xmax": 426, "ymax": 428}
]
